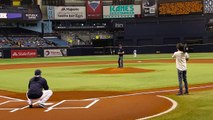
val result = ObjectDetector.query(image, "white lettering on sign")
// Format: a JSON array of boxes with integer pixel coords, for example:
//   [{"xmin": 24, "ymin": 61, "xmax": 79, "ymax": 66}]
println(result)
[
  {"xmin": 0, "ymin": 13, "xmax": 7, "ymax": 18},
  {"xmin": 25, "ymin": 14, "xmax": 38, "ymax": 19}
]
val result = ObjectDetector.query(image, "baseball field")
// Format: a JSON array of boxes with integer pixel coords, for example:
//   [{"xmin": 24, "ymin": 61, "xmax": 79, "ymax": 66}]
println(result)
[{"xmin": 0, "ymin": 53, "xmax": 213, "ymax": 120}]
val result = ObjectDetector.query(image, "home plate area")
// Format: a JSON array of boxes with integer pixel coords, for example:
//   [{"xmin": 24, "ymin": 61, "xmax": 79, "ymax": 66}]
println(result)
[
  {"xmin": 45, "ymin": 98, "xmax": 100, "ymax": 112},
  {"xmin": 0, "ymin": 96, "xmax": 100, "ymax": 112},
  {"xmin": 0, "ymin": 101, "xmax": 27, "ymax": 110}
]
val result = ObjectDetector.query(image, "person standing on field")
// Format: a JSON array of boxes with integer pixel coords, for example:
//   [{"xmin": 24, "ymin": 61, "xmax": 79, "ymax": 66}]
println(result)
[
  {"xmin": 133, "ymin": 49, "xmax": 137, "ymax": 57},
  {"xmin": 172, "ymin": 43, "xmax": 189, "ymax": 95},
  {"xmin": 27, "ymin": 69, "xmax": 53, "ymax": 108},
  {"xmin": 118, "ymin": 44, "xmax": 124, "ymax": 68}
]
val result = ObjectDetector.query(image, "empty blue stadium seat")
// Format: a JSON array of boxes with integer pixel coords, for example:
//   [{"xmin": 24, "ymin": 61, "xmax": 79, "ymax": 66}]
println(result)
[{"xmin": 44, "ymin": 37, "xmax": 68, "ymax": 47}]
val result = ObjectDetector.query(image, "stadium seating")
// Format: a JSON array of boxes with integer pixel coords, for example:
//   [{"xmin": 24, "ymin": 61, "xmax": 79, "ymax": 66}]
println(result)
[
  {"xmin": 58, "ymin": 30, "xmax": 112, "ymax": 46},
  {"xmin": 44, "ymin": 37, "xmax": 69, "ymax": 47},
  {"xmin": 7, "ymin": 37, "xmax": 56, "ymax": 48},
  {"xmin": 0, "ymin": 28, "xmax": 67, "ymax": 48},
  {"xmin": 0, "ymin": 37, "xmax": 11, "ymax": 48}
]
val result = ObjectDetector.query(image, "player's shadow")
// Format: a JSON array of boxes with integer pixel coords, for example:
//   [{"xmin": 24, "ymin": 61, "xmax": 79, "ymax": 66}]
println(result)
[{"xmin": 28, "ymin": 105, "xmax": 50, "ymax": 109}]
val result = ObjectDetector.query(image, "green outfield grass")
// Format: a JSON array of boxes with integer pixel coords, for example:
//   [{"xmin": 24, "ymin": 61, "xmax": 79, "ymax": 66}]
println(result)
[
  {"xmin": 0, "ymin": 53, "xmax": 213, "ymax": 92},
  {"xmin": 151, "ymin": 90, "xmax": 213, "ymax": 120},
  {"xmin": 0, "ymin": 53, "xmax": 213, "ymax": 119},
  {"xmin": 0, "ymin": 52, "xmax": 213, "ymax": 65}
]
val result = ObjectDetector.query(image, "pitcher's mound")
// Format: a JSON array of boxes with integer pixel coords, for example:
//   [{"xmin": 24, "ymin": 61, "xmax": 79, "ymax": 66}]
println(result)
[{"xmin": 85, "ymin": 67, "xmax": 155, "ymax": 74}]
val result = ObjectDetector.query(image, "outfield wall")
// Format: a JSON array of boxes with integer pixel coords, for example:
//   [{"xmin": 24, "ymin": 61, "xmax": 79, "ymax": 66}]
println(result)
[{"xmin": 1, "ymin": 43, "xmax": 213, "ymax": 58}]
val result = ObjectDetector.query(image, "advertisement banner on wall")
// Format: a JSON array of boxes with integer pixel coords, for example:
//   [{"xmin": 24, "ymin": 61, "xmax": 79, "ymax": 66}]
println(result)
[
  {"xmin": 142, "ymin": 0, "xmax": 157, "ymax": 17},
  {"xmin": 44, "ymin": 49, "xmax": 67, "ymax": 57},
  {"xmin": 22, "ymin": 13, "xmax": 41, "ymax": 20},
  {"xmin": 86, "ymin": 0, "xmax": 102, "ymax": 19},
  {"xmin": 204, "ymin": 0, "xmax": 213, "ymax": 13},
  {"xmin": 11, "ymin": 49, "xmax": 37, "ymax": 58},
  {"xmin": 0, "ymin": 13, "xmax": 22, "ymax": 19},
  {"xmin": 54, "ymin": 6, "xmax": 86, "ymax": 20},
  {"xmin": 159, "ymin": 1, "xmax": 203, "ymax": 16},
  {"xmin": 103, "ymin": 5, "xmax": 141, "ymax": 18},
  {"xmin": 0, "ymin": 12, "xmax": 40, "ymax": 20}
]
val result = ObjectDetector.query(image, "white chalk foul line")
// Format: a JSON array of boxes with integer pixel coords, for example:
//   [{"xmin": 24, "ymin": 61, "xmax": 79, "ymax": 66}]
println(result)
[
  {"xmin": 83, "ymin": 85, "xmax": 211, "ymax": 119},
  {"xmin": 10, "ymin": 101, "xmax": 37, "ymax": 113},
  {"xmin": 85, "ymin": 99, "xmax": 99, "ymax": 108},
  {"xmin": 0, "ymin": 96, "xmax": 27, "ymax": 112},
  {"xmin": 0, "ymin": 108, "xmax": 16, "ymax": 110},
  {"xmin": 10, "ymin": 102, "xmax": 55, "ymax": 112},
  {"xmin": 64, "ymin": 98, "xmax": 98, "ymax": 102},
  {"xmin": 136, "ymin": 95, "xmax": 178, "ymax": 120},
  {"xmin": 44, "ymin": 98, "xmax": 100, "ymax": 112},
  {"xmin": 0, "ymin": 100, "xmax": 11, "ymax": 106},
  {"xmin": 97, "ymin": 85, "xmax": 213, "ymax": 99},
  {"xmin": 0, "ymin": 100, "xmax": 27, "ymax": 112},
  {"xmin": 0, "ymin": 101, "xmax": 15, "ymax": 111},
  {"xmin": 1, "ymin": 84, "xmax": 212, "ymax": 113},
  {"xmin": 44, "ymin": 103, "xmax": 54, "ymax": 106},
  {"xmin": 53, "ymin": 107, "xmax": 87, "ymax": 109},
  {"xmin": 45, "ymin": 100, "xmax": 66, "ymax": 112},
  {"xmin": 0, "ymin": 95, "xmax": 24, "ymax": 101}
]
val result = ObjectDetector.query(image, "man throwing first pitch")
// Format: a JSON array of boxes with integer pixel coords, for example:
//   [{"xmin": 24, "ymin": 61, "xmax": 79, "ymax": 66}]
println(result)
[
  {"xmin": 27, "ymin": 69, "xmax": 53, "ymax": 108},
  {"xmin": 118, "ymin": 44, "xmax": 124, "ymax": 68}
]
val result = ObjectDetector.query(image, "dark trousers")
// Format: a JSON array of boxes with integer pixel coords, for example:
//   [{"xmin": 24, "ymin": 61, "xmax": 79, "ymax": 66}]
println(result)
[
  {"xmin": 118, "ymin": 56, "xmax": 123, "ymax": 68},
  {"xmin": 177, "ymin": 70, "xmax": 189, "ymax": 93}
]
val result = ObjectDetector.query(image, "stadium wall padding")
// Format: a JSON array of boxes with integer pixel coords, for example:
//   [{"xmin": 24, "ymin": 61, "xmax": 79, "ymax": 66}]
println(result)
[{"xmin": 1, "ymin": 44, "xmax": 213, "ymax": 58}]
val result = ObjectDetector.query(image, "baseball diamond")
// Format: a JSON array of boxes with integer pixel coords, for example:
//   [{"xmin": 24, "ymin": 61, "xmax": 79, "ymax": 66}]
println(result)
[
  {"xmin": 1, "ymin": 0, "xmax": 213, "ymax": 119},
  {"xmin": 0, "ymin": 54, "xmax": 213, "ymax": 120}
]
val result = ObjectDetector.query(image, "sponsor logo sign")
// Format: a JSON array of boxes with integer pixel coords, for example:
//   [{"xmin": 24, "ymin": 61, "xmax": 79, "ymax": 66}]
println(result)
[
  {"xmin": 87, "ymin": 0, "xmax": 102, "ymax": 19},
  {"xmin": 142, "ymin": 0, "xmax": 157, "ymax": 17},
  {"xmin": 159, "ymin": 1, "xmax": 203, "ymax": 16},
  {"xmin": 0, "ymin": 13, "xmax": 22, "ymax": 19},
  {"xmin": 11, "ymin": 50, "xmax": 37, "ymax": 58},
  {"xmin": 103, "ymin": 5, "xmax": 141, "ymax": 18},
  {"xmin": 23, "ymin": 13, "xmax": 41, "ymax": 20},
  {"xmin": 54, "ymin": 6, "xmax": 86, "ymax": 20},
  {"xmin": 44, "ymin": 49, "xmax": 67, "ymax": 57}
]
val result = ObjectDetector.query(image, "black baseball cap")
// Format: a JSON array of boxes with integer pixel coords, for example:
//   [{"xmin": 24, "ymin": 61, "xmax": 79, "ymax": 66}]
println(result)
[{"xmin": 34, "ymin": 69, "xmax": 41, "ymax": 75}]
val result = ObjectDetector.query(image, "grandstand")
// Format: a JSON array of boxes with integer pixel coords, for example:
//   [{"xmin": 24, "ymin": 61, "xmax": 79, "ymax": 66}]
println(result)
[
  {"xmin": 1, "ymin": 0, "xmax": 213, "ymax": 58},
  {"xmin": 44, "ymin": 37, "xmax": 69, "ymax": 47},
  {"xmin": 0, "ymin": 27, "xmax": 66, "ymax": 48}
]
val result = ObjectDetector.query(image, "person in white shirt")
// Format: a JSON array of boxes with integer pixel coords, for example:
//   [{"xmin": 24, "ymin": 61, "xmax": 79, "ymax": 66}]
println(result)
[
  {"xmin": 172, "ymin": 43, "xmax": 189, "ymax": 95},
  {"xmin": 133, "ymin": 49, "xmax": 137, "ymax": 57}
]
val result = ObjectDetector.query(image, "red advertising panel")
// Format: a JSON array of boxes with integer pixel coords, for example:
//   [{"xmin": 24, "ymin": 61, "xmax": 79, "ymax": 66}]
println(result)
[
  {"xmin": 86, "ymin": 0, "xmax": 102, "ymax": 19},
  {"xmin": 11, "ymin": 49, "xmax": 37, "ymax": 58}
]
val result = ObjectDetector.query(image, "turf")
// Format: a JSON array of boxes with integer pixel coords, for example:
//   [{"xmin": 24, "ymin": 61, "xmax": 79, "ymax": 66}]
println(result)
[
  {"xmin": 151, "ymin": 90, "xmax": 213, "ymax": 120},
  {"xmin": 0, "ymin": 52, "xmax": 213, "ymax": 65},
  {"xmin": 0, "ymin": 53, "xmax": 213, "ymax": 92}
]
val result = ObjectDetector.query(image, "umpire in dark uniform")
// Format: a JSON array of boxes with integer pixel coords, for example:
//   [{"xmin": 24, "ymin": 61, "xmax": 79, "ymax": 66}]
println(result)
[
  {"xmin": 27, "ymin": 69, "xmax": 53, "ymax": 108},
  {"xmin": 118, "ymin": 44, "xmax": 124, "ymax": 68}
]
